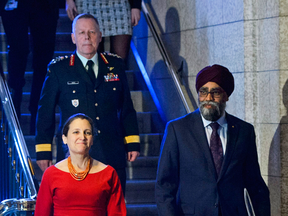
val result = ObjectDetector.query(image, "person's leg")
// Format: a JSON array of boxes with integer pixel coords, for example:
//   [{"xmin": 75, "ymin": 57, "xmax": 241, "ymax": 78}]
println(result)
[
  {"xmin": 29, "ymin": 9, "xmax": 58, "ymax": 134},
  {"xmin": 110, "ymin": 34, "xmax": 132, "ymax": 65},
  {"xmin": 1, "ymin": 9, "xmax": 29, "ymax": 119},
  {"xmin": 115, "ymin": 168, "xmax": 127, "ymax": 196}
]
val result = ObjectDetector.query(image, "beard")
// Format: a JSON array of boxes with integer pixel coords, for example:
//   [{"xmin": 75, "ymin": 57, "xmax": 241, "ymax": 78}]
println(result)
[{"xmin": 199, "ymin": 100, "xmax": 226, "ymax": 121}]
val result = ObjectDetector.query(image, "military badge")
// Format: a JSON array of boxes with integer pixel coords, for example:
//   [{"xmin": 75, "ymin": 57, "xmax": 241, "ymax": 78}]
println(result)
[
  {"xmin": 104, "ymin": 73, "xmax": 120, "ymax": 82},
  {"xmin": 108, "ymin": 67, "xmax": 114, "ymax": 71},
  {"xmin": 72, "ymin": 99, "xmax": 79, "ymax": 107}
]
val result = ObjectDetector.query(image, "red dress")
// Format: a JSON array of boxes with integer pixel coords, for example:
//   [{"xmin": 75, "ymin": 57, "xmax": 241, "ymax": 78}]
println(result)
[{"xmin": 35, "ymin": 165, "xmax": 126, "ymax": 216}]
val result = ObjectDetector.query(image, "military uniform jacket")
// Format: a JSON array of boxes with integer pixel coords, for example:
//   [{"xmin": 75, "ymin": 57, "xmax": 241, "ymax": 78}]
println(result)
[{"xmin": 35, "ymin": 51, "xmax": 140, "ymax": 169}]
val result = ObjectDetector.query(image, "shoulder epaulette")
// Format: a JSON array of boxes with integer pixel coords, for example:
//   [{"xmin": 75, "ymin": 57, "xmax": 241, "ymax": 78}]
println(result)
[
  {"xmin": 102, "ymin": 52, "xmax": 122, "ymax": 59},
  {"xmin": 69, "ymin": 54, "xmax": 75, "ymax": 66},
  {"xmin": 49, "ymin": 55, "xmax": 69, "ymax": 65},
  {"xmin": 100, "ymin": 53, "xmax": 109, "ymax": 64},
  {"xmin": 48, "ymin": 55, "xmax": 69, "ymax": 73}
]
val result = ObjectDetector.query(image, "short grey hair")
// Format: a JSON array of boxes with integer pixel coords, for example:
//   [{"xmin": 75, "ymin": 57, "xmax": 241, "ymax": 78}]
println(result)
[{"xmin": 72, "ymin": 13, "xmax": 100, "ymax": 34}]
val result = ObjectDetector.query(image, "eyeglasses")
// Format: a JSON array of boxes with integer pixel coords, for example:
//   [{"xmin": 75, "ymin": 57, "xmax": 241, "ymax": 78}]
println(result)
[{"xmin": 198, "ymin": 89, "xmax": 223, "ymax": 98}]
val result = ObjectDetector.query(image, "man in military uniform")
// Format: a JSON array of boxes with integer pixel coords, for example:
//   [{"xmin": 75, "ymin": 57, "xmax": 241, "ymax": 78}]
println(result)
[{"xmin": 35, "ymin": 13, "xmax": 140, "ymax": 192}]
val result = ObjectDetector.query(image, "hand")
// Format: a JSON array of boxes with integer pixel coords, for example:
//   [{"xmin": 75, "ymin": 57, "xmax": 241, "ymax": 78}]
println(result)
[
  {"xmin": 36, "ymin": 160, "xmax": 52, "ymax": 172},
  {"xmin": 66, "ymin": 0, "xmax": 78, "ymax": 21},
  {"xmin": 131, "ymin": 8, "xmax": 141, "ymax": 27},
  {"xmin": 127, "ymin": 151, "xmax": 140, "ymax": 162}
]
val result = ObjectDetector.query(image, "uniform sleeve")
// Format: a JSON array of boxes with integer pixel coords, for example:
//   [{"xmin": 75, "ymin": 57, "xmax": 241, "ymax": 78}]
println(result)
[
  {"xmin": 107, "ymin": 169, "xmax": 127, "ymax": 216},
  {"xmin": 243, "ymin": 126, "xmax": 270, "ymax": 216},
  {"xmin": 155, "ymin": 121, "xmax": 179, "ymax": 216},
  {"xmin": 129, "ymin": 0, "xmax": 141, "ymax": 9},
  {"xmin": 34, "ymin": 168, "xmax": 54, "ymax": 216},
  {"xmin": 35, "ymin": 64, "xmax": 59, "ymax": 160},
  {"xmin": 118, "ymin": 59, "xmax": 140, "ymax": 152}
]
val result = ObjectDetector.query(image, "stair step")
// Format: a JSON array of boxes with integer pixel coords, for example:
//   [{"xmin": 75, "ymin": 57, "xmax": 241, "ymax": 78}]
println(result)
[
  {"xmin": 126, "ymin": 204, "xmax": 158, "ymax": 216},
  {"xmin": 56, "ymin": 12, "xmax": 73, "ymax": 33},
  {"xmin": 126, "ymin": 156, "xmax": 158, "ymax": 180},
  {"xmin": 54, "ymin": 33, "xmax": 75, "ymax": 51},
  {"xmin": 126, "ymin": 180, "xmax": 155, "ymax": 204}
]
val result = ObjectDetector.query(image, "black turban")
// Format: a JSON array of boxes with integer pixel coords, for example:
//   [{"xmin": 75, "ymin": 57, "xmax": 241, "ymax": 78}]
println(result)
[{"xmin": 195, "ymin": 64, "xmax": 234, "ymax": 97}]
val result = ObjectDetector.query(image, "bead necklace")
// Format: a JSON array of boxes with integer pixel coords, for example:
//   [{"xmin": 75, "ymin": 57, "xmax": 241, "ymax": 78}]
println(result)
[{"xmin": 67, "ymin": 156, "xmax": 91, "ymax": 181}]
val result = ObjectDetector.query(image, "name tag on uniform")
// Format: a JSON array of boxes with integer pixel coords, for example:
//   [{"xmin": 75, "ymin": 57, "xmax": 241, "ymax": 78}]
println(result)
[{"xmin": 67, "ymin": 81, "xmax": 79, "ymax": 85}]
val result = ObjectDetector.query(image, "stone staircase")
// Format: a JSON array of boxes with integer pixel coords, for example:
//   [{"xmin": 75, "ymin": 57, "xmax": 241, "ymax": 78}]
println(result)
[{"xmin": 0, "ymin": 9, "xmax": 164, "ymax": 216}]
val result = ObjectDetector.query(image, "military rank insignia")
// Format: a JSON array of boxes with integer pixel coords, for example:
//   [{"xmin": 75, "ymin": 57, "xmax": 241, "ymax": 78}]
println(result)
[
  {"xmin": 104, "ymin": 73, "xmax": 120, "ymax": 82},
  {"xmin": 70, "ymin": 54, "xmax": 75, "ymax": 66}
]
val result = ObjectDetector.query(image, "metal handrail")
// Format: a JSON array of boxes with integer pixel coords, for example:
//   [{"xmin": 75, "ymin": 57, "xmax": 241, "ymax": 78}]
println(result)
[
  {"xmin": 0, "ymin": 75, "xmax": 37, "ymax": 199},
  {"xmin": 141, "ymin": 1, "xmax": 194, "ymax": 114},
  {"xmin": 130, "ymin": 40, "xmax": 166, "ymax": 122},
  {"xmin": 0, "ymin": 73, "xmax": 37, "ymax": 215},
  {"xmin": 244, "ymin": 188, "xmax": 255, "ymax": 216}
]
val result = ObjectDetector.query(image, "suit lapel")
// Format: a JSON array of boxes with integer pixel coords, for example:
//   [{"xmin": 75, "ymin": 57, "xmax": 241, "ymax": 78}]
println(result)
[
  {"xmin": 190, "ymin": 109, "xmax": 218, "ymax": 179},
  {"xmin": 218, "ymin": 113, "xmax": 239, "ymax": 180}
]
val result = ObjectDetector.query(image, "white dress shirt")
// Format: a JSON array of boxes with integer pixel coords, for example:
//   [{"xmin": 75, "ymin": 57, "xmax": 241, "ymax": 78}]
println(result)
[
  {"xmin": 201, "ymin": 112, "xmax": 228, "ymax": 154},
  {"xmin": 76, "ymin": 51, "xmax": 99, "ymax": 78}
]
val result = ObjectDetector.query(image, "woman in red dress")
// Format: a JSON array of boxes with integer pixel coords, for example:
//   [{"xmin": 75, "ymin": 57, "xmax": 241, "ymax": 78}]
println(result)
[{"xmin": 35, "ymin": 113, "xmax": 126, "ymax": 216}]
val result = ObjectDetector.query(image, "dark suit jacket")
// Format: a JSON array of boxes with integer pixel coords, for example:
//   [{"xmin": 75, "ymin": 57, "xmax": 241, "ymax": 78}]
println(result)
[
  {"xmin": 35, "ymin": 52, "xmax": 140, "ymax": 169},
  {"xmin": 155, "ymin": 109, "xmax": 270, "ymax": 216}
]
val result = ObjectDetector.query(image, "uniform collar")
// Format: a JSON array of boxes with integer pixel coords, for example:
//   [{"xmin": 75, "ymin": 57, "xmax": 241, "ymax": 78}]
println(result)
[{"xmin": 76, "ymin": 51, "xmax": 98, "ymax": 67}]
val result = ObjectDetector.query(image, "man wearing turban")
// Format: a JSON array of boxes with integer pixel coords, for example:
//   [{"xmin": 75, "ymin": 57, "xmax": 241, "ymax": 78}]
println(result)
[{"xmin": 155, "ymin": 65, "xmax": 270, "ymax": 216}]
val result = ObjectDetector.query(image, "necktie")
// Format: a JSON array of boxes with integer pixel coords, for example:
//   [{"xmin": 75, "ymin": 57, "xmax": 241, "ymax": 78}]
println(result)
[
  {"xmin": 209, "ymin": 122, "xmax": 223, "ymax": 176},
  {"xmin": 86, "ymin": 60, "xmax": 96, "ymax": 83}
]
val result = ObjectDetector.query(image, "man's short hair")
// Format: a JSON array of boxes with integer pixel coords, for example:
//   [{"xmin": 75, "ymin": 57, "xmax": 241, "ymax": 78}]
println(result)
[{"xmin": 72, "ymin": 13, "xmax": 100, "ymax": 33}]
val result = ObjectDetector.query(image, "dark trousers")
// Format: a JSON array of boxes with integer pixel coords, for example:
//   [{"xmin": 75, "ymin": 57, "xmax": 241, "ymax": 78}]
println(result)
[
  {"xmin": 115, "ymin": 168, "xmax": 126, "ymax": 196},
  {"xmin": 1, "ymin": 1, "xmax": 58, "ymax": 120}
]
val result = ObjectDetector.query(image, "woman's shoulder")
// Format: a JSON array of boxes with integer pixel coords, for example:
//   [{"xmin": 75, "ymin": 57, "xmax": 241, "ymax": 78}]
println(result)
[
  {"xmin": 42, "ymin": 164, "xmax": 63, "ymax": 178},
  {"xmin": 54, "ymin": 159, "xmax": 69, "ymax": 172},
  {"xmin": 90, "ymin": 159, "xmax": 109, "ymax": 174}
]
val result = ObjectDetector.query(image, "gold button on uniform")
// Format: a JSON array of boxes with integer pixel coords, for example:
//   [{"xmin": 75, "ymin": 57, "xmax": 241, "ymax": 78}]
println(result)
[
  {"xmin": 113, "ymin": 88, "xmax": 116, "ymax": 91},
  {"xmin": 73, "ymin": 90, "xmax": 76, "ymax": 93},
  {"xmin": 96, "ymin": 117, "xmax": 99, "ymax": 120},
  {"xmin": 94, "ymin": 90, "xmax": 97, "ymax": 93},
  {"xmin": 95, "ymin": 103, "xmax": 98, "ymax": 106},
  {"xmin": 98, "ymin": 130, "xmax": 101, "ymax": 134}
]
